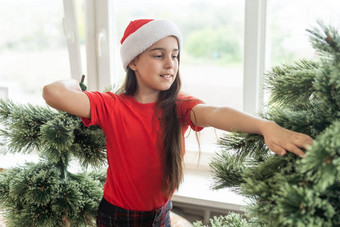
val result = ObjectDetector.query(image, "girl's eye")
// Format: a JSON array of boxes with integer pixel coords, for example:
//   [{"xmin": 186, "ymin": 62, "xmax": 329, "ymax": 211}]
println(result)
[
  {"xmin": 154, "ymin": 55, "xmax": 163, "ymax": 58},
  {"xmin": 172, "ymin": 55, "xmax": 178, "ymax": 59}
]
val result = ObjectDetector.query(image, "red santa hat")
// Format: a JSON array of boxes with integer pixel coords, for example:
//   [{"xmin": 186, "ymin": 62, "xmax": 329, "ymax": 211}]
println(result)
[{"xmin": 120, "ymin": 19, "xmax": 183, "ymax": 71}]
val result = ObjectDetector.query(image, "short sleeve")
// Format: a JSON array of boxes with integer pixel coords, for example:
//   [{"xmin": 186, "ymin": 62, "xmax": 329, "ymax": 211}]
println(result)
[
  {"xmin": 81, "ymin": 91, "xmax": 116, "ymax": 127},
  {"xmin": 177, "ymin": 95, "xmax": 204, "ymax": 132}
]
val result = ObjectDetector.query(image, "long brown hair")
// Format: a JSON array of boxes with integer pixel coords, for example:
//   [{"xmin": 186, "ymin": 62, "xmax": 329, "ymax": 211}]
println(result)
[{"xmin": 118, "ymin": 60, "xmax": 183, "ymax": 196}]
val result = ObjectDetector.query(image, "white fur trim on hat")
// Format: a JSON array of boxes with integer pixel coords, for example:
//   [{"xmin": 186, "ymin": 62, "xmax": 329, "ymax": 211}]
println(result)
[{"xmin": 120, "ymin": 19, "xmax": 183, "ymax": 71}]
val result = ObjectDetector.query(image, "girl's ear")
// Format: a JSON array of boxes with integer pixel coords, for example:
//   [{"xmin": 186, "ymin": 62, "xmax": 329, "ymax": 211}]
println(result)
[{"xmin": 128, "ymin": 59, "xmax": 137, "ymax": 71}]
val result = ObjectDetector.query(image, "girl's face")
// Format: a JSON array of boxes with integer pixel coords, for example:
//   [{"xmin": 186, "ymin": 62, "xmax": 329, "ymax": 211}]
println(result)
[{"xmin": 129, "ymin": 36, "xmax": 179, "ymax": 97}]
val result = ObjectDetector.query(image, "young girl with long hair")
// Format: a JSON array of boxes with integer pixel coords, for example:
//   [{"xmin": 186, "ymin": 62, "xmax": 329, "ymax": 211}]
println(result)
[{"xmin": 43, "ymin": 19, "xmax": 313, "ymax": 227}]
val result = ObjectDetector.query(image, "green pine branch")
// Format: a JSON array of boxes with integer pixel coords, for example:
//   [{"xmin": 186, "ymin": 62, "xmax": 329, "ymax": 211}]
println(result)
[
  {"xmin": 0, "ymin": 162, "xmax": 103, "ymax": 227},
  {"xmin": 0, "ymin": 99, "xmax": 107, "ymax": 168},
  {"xmin": 307, "ymin": 20, "xmax": 340, "ymax": 60},
  {"xmin": 265, "ymin": 59, "xmax": 319, "ymax": 108},
  {"xmin": 0, "ymin": 99, "xmax": 57, "ymax": 153},
  {"xmin": 0, "ymin": 97, "xmax": 107, "ymax": 226},
  {"xmin": 210, "ymin": 21, "xmax": 340, "ymax": 226}
]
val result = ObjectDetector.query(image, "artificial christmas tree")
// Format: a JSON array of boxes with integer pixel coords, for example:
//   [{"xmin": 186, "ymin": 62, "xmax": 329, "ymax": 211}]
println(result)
[
  {"xmin": 209, "ymin": 22, "xmax": 340, "ymax": 226},
  {"xmin": 0, "ymin": 82, "xmax": 107, "ymax": 226}
]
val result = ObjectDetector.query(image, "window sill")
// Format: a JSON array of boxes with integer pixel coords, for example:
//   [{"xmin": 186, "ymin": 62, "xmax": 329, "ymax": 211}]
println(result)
[{"xmin": 172, "ymin": 169, "xmax": 246, "ymax": 223}]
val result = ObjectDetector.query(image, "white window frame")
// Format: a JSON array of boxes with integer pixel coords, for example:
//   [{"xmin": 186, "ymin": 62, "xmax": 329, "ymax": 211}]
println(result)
[
  {"xmin": 84, "ymin": 0, "xmax": 115, "ymax": 91},
  {"xmin": 63, "ymin": 0, "xmax": 82, "ymax": 80},
  {"xmin": 63, "ymin": 0, "xmax": 114, "ymax": 91},
  {"xmin": 243, "ymin": 0, "xmax": 267, "ymax": 114}
]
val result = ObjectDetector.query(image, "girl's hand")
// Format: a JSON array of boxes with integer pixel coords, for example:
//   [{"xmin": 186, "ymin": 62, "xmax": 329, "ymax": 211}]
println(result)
[
  {"xmin": 43, "ymin": 79, "xmax": 90, "ymax": 118},
  {"xmin": 260, "ymin": 121, "xmax": 314, "ymax": 157}
]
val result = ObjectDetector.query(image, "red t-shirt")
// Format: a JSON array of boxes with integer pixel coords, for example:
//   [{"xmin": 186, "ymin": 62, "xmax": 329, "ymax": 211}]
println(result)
[{"xmin": 81, "ymin": 92, "xmax": 204, "ymax": 211}]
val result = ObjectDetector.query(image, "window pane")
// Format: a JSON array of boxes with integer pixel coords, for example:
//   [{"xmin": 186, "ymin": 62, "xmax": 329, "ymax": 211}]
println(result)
[
  {"xmin": 0, "ymin": 0, "xmax": 71, "ymax": 105},
  {"xmin": 112, "ymin": 0, "xmax": 245, "ymax": 153},
  {"xmin": 267, "ymin": 0, "xmax": 340, "ymax": 67}
]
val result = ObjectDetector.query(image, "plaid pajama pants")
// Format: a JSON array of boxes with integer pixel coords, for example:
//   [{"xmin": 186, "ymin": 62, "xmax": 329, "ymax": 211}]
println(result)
[{"xmin": 96, "ymin": 197, "xmax": 172, "ymax": 227}]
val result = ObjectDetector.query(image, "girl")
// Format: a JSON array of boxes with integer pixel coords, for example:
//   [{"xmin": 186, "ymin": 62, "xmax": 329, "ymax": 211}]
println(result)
[{"xmin": 43, "ymin": 19, "xmax": 313, "ymax": 227}]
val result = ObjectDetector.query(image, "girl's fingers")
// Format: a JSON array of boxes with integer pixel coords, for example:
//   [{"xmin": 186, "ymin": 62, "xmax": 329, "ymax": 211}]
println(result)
[
  {"xmin": 264, "ymin": 124, "xmax": 313, "ymax": 158},
  {"xmin": 267, "ymin": 139, "xmax": 306, "ymax": 157},
  {"xmin": 294, "ymin": 133, "xmax": 314, "ymax": 149},
  {"xmin": 267, "ymin": 143, "xmax": 286, "ymax": 156},
  {"xmin": 284, "ymin": 143, "xmax": 306, "ymax": 157}
]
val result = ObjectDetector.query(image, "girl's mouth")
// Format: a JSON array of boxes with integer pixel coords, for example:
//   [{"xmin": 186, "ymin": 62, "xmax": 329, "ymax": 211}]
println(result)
[{"xmin": 160, "ymin": 74, "xmax": 172, "ymax": 78}]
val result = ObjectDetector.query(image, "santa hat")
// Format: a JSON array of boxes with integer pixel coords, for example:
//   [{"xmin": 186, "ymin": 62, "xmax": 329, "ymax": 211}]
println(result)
[{"xmin": 120, "ymin": 19, "xmax": 183, "ymax": 71}]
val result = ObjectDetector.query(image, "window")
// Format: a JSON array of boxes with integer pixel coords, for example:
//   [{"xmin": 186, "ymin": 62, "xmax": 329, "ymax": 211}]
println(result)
[
  {"xmin": 0, "ymin": 0, "xmax": 72, "ymax": 105},
  {"xmin": 0, "ymin": 0, "xmax": 80, "ymax": 168},
  {"xmin": 267, "ymin": 0, "xmax": 340, "ymax": 67}
]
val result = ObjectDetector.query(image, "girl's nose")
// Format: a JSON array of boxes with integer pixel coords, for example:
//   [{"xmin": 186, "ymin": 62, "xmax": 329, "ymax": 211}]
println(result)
[{"xmin": 164, "ymin": 56, "xmax": 175, "ymax": 68}]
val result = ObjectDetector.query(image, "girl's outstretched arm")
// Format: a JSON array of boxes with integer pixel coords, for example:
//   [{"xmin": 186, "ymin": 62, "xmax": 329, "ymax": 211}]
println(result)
[
  {"xmin": 191, "ymin": 104, "xmax": 313, "ymax": 157},
  {"xmin": 43, "ymin": 79, "xmax": 90, "ymax": 118}
]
